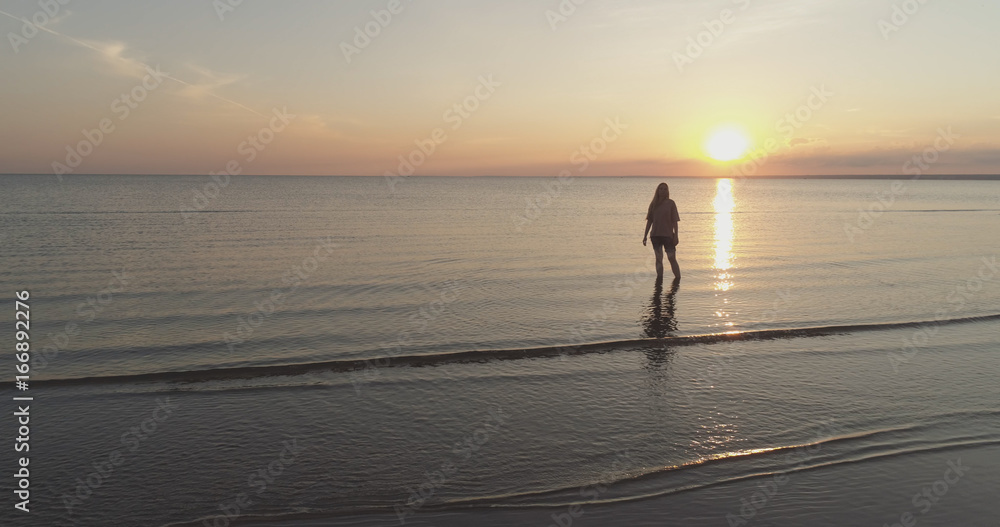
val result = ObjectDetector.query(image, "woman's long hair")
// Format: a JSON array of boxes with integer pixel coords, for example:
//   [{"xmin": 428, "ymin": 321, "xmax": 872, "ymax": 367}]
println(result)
[{"xmin": 647, "ymin": 183, "xmax": 670, "ymax": 219}]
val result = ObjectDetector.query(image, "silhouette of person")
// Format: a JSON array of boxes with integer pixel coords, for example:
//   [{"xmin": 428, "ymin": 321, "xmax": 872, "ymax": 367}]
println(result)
[{"xmin": 643, "ymin": 183, "xmax": 681, "ymax": 280}]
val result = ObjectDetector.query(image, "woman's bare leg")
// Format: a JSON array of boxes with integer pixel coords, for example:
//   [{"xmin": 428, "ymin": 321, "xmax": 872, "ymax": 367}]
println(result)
[
  {"xmin": 653, "ymin": 244, "xmax": 664, "ymax": 278},
  {"xmin": 666, "ymin": 251, "xmax": 680, "ymax": 280}
]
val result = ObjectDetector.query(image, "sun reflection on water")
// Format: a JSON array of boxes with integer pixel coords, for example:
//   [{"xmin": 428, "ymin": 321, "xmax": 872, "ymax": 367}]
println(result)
[
  {"xmin": 714, "ymin": 179, "xmax": 735, "ymax": 277},
  {"xmin": 713, "ymin": 179, "xmax": 736, "ymax": 325}
]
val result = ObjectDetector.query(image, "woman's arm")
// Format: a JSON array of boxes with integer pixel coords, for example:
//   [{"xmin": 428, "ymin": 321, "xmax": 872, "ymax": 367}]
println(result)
[{"xmin": 643, "ymin": 219, "xmax": 652, "ymax": 246}]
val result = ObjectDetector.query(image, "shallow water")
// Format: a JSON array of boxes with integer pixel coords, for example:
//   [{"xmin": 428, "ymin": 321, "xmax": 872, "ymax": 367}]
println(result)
[{"xmin": 1, "ymin": 175, "xmax": 998, "ymax": 526}]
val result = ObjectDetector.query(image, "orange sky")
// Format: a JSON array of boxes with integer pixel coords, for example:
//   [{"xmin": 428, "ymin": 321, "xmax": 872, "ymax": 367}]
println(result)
[{"xmin": 1, "ymin": 0, "xmax": 998, "ymax": 177}]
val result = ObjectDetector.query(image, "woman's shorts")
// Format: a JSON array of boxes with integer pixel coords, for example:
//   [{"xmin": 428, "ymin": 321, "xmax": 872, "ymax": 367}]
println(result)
[{"xmin": 651, "ymin": 236, "xmax": 676, "ymax": 253}]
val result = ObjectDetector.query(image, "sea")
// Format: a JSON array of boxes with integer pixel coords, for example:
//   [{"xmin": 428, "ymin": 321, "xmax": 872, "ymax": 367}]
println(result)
[{"xmin": 1, "ymin": 174, "xmax": 998, "ymax": 526}]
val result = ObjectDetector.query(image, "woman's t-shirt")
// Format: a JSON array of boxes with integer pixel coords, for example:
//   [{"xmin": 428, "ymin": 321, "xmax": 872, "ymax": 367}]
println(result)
[{"xmin": 648, "ymin": 199, "xmax": 680, "ymax": 237}]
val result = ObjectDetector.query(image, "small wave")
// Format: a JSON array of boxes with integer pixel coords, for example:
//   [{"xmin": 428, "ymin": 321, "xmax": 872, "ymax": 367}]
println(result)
[
  {"xmin": 426, "ymin": 435, "xmax": 1000, "ymax": 513},
  {"xmin": 438, "ymin": 421, "xmax": 977, "ymax": 505},
  {"xmin": 160, "ymin": 426, "xmax": 1000, "ymax": 526},
  {"xmin": 22, "ymin": 313, "xmax": 1000, "ymax": 388}
]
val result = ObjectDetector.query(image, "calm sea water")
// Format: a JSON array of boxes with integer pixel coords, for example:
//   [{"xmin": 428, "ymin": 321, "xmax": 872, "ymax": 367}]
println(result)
[{"xmin": 1, "ymin": 175, "xmax": 999, "ymax": 526}]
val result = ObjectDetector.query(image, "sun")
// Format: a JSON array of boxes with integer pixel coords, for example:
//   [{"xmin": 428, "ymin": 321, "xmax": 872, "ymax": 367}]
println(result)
[{"xmin": 705, "ymin": 128, "xmax": 750, "ymax": 162}]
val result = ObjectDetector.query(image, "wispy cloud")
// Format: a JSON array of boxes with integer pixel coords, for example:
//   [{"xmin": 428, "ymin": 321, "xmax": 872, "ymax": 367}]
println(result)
[
  {"xmin": 179, "ymin": 64, "xmax": 246, "ymax": 100},
  {"xmin": 0, "ymin": 8, "xmax": 137, "ymax": 68},
  {"xmin": 80, "ymin": 39, "xmax": 151, "ymax": 78},
  {"xmin": 0, "ymin": 8, "xmax": 267, "ymax": 119},
  {"xmin": 723, "ymin": 0, "xmax": 828, "ymax": 44},
  {"xmin": 763, "ymin": 146, "xmax": 1000, "ymax": 172},
  {"xmin": 0, "ymin": 5, "xmax": 72, "ymax": 27},
  {"xmin": 789, "ymin": 137, "xmax": 823, "ymax": 147}
]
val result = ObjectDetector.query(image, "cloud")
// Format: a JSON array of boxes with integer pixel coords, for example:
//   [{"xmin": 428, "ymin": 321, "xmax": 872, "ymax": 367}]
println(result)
[
  {"xmin": 0, "ymin": 8, "xmax": 150, "ymax": 79},
  {"xmin": 457, "ymin": 136, "xmax": 515, "ymax": 146},
  {"xmin": 179, "ymin": 64, "xmax": 246, "ymax": 100},
  {"xmin": 759, "ymin": 146, "xmax": 1000, "ymax": 174},
  {"xmin": 723, "ymin": 0, "xmax": 828, "ymax": 43},
  {"xmin": 789, "ymin": 137, "xmax": 822, "ymax": 147},
  {"xmin": 295, "ymin": 114, "xmax": 346, "ymax": 140},
  {"xmin": 439, "ymin": 157, "xmax": 709, "ymax": 177},
  {"xmin": 0, "ymin": 14, "xmax": 270, "ymax": 119},
  {"xmin": 46, "ymin": 8, "xmax": 72, "ymax": 26},
  {"xmin": 481, "ymin": 145, "xmax": 1000, "ymax": 178},
  {"xmin": 79, "ymin": 39, "xmax": 151, "ymax": 78}
]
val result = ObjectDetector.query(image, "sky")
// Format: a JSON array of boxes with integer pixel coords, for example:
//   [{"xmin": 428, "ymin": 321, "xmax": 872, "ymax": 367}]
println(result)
[{"xmin": 1, "ymin": 0, "xmax": 998, "ymax": 177}]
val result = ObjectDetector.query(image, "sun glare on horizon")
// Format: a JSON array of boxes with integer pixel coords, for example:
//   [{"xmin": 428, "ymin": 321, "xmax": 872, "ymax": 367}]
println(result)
[{"xmin": 705, "ymin": 128, "xmax": 750, "ymax": 162}]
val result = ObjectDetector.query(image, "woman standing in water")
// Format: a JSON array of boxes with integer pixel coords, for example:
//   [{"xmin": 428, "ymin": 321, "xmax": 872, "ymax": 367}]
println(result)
[{"xmin": 642, "ymin": 182, "xmax": 681, "ymax": 281}]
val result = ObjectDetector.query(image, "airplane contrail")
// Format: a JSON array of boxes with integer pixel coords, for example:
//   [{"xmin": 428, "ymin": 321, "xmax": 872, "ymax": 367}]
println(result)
[{"xmin": 0, "ymin": 8, "xmax": 270, "ymax": 119}]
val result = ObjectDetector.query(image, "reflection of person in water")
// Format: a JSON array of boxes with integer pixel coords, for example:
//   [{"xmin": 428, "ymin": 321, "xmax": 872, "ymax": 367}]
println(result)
[{"xmin": 641, "ymin": 276, "xmax": 679, "ymax": 339}]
